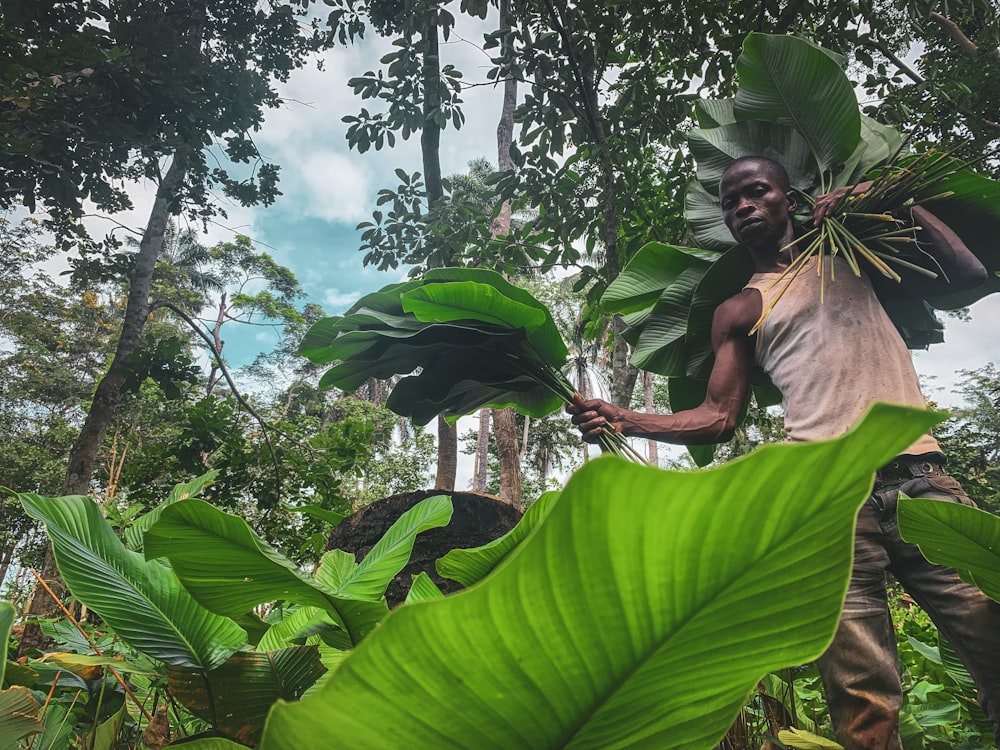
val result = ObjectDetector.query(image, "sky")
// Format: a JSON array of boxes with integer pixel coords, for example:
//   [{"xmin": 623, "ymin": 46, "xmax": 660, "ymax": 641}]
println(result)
[{"xmin": 75, "ymin": 13, "xmax": 1000, "ymax": 483}]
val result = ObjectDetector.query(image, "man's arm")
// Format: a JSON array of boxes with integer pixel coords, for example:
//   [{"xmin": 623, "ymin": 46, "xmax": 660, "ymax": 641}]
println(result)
[
  {"xmin": 567, "ymin": 290, "xmax": 759, "ymax": 446},
  {"xmin": 813, "ymin": 183, "xmax": 986, "ymax": 298},
  {"xmin": 874, "ymin": 204, "xmax": 987, "ymax": 298}
]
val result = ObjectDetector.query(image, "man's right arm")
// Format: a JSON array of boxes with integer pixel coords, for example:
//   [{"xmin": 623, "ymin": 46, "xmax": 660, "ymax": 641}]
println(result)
[{"xmin": 567, "ymin": 289, "xmax": 760, "ymax": 446}]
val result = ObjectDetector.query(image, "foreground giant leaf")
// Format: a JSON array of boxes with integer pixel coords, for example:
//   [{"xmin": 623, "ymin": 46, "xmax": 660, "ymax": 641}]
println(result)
[
  {"xmin": 897, "ymin": 496, "xmax": 1000, "ymax": 603},
  {"xmin": 18, "ymin": 493, "xmax": 245, "ymax": 669},
  {"xmin": 260, "ymin": 404, "xmax": 938, "ymax": 749}
]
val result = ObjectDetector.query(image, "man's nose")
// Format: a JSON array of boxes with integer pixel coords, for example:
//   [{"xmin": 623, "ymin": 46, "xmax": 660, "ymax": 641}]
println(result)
[{"xmin": 735, "ymin": 199, "xmax": 754, "ymax": 216}]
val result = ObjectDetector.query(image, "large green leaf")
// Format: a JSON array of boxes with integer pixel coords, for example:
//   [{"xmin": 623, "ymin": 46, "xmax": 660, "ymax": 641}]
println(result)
[
  {"xmin": 422, "ymin": 267, "xmax": 568, "ymax": 364},
  {"xmin": 126, "ymin": 470, "xmax": 220, "ymax": 550},
  {"xmin": 602, "ymin": 242, "xmax": 720, "ymax": 315},
  {"xmin": 18, "ymin": 493, "xmax": 245, "ymax": 670},
  {"xmin": 143, "ymin": 499, "xmax": 387, "ymax": 645},
  {"xmin": 316, "ymin": 494, "xmax": 452, "ymax": 600},
  {"xmin": 260, "ymin": 404, "xmax": 939, "ymax": 750},
  {"xmin": 402, "ymin": 281, "xmax": 546, "ymax": 332},
  {"xmin": 167, "ymin": 647, "xmax": 326, "ymax": 746},
  {"xmin": 258, "ymin": 606, "xmax": 339, "ymax": 651},
  {"xmin": 0, "ymin": 602, "xmax": 12, "ymax": 688},
  {"xmin": 437, "ymin": 490, "xmax": 560, "ymax": 587},
  {"xmin": 387, "ymin": 357, "xmax": 564, "ymax": 425},
  {"xmin": 734, "ymin": 33, "xmax": 860, "ymax": 173},
  {"xmin": 0, "ymin": 687, "xmax": 43, "ymax": 750},
  {"xmin": 688, "ymin": 121, "xmax": 817, "ymax": 195},
  {"xmin": 897, "ymin": 496, "xmax": 1000, "ymax": 603},
  {"xmin": 631, "ymin": 266, "xmax": 707, "ymax": 375},
  {"xmin": 685, "ymin": 181, "xmax": 739, "ymax": 251}
]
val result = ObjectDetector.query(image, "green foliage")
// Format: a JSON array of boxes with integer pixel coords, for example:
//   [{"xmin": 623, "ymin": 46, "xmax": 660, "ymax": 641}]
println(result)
[
  {"xmin": 302, "ymin": 268, "xmax": 569, "ymax": 423},
  {"xmin": 898, "ymin": 496, "xmax": 1000, "ymax": 602},
  {"xmin": 260, "ymin": 404, "xmax": 937, "ymax": 748},
  {"xmin": 0, "ymin": 0, "xmax": 321, "ymax": 244},
  {"xmin": 17, "ymin": 492, "xmax": 246, "ymax": 670}
]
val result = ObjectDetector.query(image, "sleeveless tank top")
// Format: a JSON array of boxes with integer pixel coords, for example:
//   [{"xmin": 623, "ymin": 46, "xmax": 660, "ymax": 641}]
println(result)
[{"xmin": 743, "ymin": 255, "xmax": 940, "ymax": 455}]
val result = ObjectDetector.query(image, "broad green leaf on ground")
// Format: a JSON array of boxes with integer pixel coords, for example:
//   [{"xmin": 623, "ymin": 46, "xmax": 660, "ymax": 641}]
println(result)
[
  {"xmin": 405, "ymin": 573, "xmax": 444, "ymax": 604},
  {"xmin": 167, "ymin": 647, "xmax": 326, "ymax": 747},
  {"xmin": 734, "ymin": 33, "xmax": 859, "ymax": 174},
  {"xmin": 897, "ymin": 496, "xmax": 1000, "ymax": 602},
  {"xmin": 91, "ymin": 703, "xmax": 127, "ymax": 750},
  {"xmin": 260, "ymin": 404, "xmax": 939, "ymax": 750},
  {"xmin": 437, "ymin": 491, "xmax": 560, "ymax": 587},
  {"xmin": 0, "ymin": 687, "xmax": 43, "ymax": 749},
  {"xmin": 258, "ymin": 606, "xmax": 340, "ymax": 651},
  {"xmin": 144, "ymin": 499, "xmax": 387, "ymax": 645},
  {"xmin": 316, "ymin": 495, "xmax": 452, "ymax": 600},
  {"xmin": 0, "ymin": 602, "xmax": 12, "ymax": 687},
  {"xmin": 778, "ymin": 727, "xmax": 844, "ymax": 749},
  {"xmin": 126, "ymin": 469, "xmax": 220, "ymax": 549},
  {"xmin": 18, "ymin": 493, "xmax": 245, "ymax": 670}
]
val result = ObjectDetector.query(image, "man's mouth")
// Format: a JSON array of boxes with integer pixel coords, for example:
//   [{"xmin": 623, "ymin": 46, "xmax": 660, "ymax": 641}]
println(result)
[{"xmin": 739, "ymin": 217, "xmax": 764, "ymax": 231}]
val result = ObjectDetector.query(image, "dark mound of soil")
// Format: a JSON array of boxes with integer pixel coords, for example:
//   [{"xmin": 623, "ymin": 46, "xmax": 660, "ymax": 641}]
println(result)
[{"xmin": 326, "ymin": 489, "xmax": 522, "ymax": 607}]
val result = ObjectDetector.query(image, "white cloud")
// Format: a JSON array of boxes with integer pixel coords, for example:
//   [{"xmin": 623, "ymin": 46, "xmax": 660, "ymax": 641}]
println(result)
[{"xmin": 323, "ymin": 288, "xmax": 365, "ymax": 311}]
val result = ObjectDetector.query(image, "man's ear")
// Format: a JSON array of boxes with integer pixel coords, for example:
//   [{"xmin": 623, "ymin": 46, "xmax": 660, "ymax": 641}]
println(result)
[{"xmin": 786, "ymin": 191, "xmax": 797, "ymax": 211}]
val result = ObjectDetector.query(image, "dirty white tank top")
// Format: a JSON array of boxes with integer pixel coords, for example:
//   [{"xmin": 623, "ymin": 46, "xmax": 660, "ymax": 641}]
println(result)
[{"xmin": 743, "ymin": 255, "xmax": 940, "ymax": 455}]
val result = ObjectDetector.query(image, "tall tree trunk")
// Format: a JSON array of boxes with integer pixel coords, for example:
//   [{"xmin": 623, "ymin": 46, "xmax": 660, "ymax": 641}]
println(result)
[
  {"xmin": 418, "ymin": 19, "xmax": 456, "ymax": 491},
  {"xmin": 490, "ymin": 0, "xmax": 523, "ymax": 507},
  {"xmin": 19, "ymin": 154, "xmax": 188, "ymax": 655}
]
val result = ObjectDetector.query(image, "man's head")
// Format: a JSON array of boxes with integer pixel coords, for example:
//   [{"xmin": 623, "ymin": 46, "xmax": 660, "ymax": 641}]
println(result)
[{"xmin": 719, "ymin": 157, "xmax": 797, "ymax": 252}]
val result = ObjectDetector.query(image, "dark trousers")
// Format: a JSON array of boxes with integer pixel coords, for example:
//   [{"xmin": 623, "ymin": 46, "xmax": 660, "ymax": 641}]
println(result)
[{"xmin": 816, "ymin": 465, "xmax": 1000, "ymax": 750}]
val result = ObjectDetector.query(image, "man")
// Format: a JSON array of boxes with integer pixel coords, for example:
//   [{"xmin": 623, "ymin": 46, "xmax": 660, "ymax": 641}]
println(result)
[{"xmin": 568, "ymin": 156, "xmax": 1000, "ymax": 750}]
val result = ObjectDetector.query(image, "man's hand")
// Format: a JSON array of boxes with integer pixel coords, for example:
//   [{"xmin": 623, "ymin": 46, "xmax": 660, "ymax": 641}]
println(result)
[
  {"xmin": 811, "ymin": 180, "xmax": 874, "ymax": 225},
  {"xmin": 566, "ymin": 393, "xmax": 625, "ymax": 443}
]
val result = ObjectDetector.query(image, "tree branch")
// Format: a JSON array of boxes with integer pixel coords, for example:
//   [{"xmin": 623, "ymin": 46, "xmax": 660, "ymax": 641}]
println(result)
[
  {"xmin": 928, "ymin": 11, "xmax": 988, "ymax": 57},
  {"xmin": 773, "ymin": 0, "xmax": 808, "ymax": 34},
  {"xmin": 151, "ymin": 299, "xmax": 303, "ymax": 446}
]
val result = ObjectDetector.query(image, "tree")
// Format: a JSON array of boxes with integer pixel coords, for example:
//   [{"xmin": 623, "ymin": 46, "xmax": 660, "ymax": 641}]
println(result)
[
  {"xmin": 332, "ymin": 0, "xmax": 478, "ymax": 492},
  {"xmin": 935, "ymin": 364, "xmax": 1000, "ymax": 513},
  {"xmin": 5, "ymin": 0, "xmax": 325, "ymax": 646}
]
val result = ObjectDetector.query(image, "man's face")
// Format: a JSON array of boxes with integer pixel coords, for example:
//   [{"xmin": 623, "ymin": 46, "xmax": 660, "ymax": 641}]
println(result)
[{"xmin": 719, "ymin": 161, "xmax": 796, "ymax": 249}]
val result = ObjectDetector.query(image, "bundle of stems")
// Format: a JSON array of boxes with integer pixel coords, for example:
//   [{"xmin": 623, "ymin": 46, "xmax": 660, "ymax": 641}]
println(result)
[
  {"xmin": 750, "ymin": 148, "xmax": 964, "ymax": 334},
  {"xmin": 494, "ymin": 345, "xmax": 648, "ymax": 464}
]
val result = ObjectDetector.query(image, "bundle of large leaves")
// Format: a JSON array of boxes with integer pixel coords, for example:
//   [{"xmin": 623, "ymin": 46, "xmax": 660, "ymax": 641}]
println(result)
[
  {"xmin": 606, "ymin": 32, "xmax": 1000, "ymax": 464},
  {"xmin": 300, "ymin": 268, "xmax": 570, "ymax": 426}
]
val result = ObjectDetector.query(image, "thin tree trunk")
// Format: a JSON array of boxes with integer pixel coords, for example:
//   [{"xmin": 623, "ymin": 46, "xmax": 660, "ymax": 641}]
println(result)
[
  {"xmin": 473, "ymin": 410, "xmax": 490, "ymax": 493},
  {"xmin": 490, "ymin": 0, "xmax": 523, "ymax": 507},
  {"xmin": 434, "ymin": 414, "xmax": 458, "ymax": 490},
  {"xmin": 493, "ymin": 409, "xmax": 522, "ymax": 509},
  {"xmin": 19, "ymin": 154, "xmax": 188, "ymax": 655},
  {"xmin": 643, "ymin": 370, "xmax": 658, "ymax": 465},
  {"xmin": 206, "ymin": 291, "xmax": 227, "ymax": 396}
]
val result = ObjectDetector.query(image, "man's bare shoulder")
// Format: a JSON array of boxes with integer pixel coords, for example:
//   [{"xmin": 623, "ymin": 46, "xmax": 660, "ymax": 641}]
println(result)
[{"xmin": 713, "ymin": 288, "xmax": 762, "ymax": 338}]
